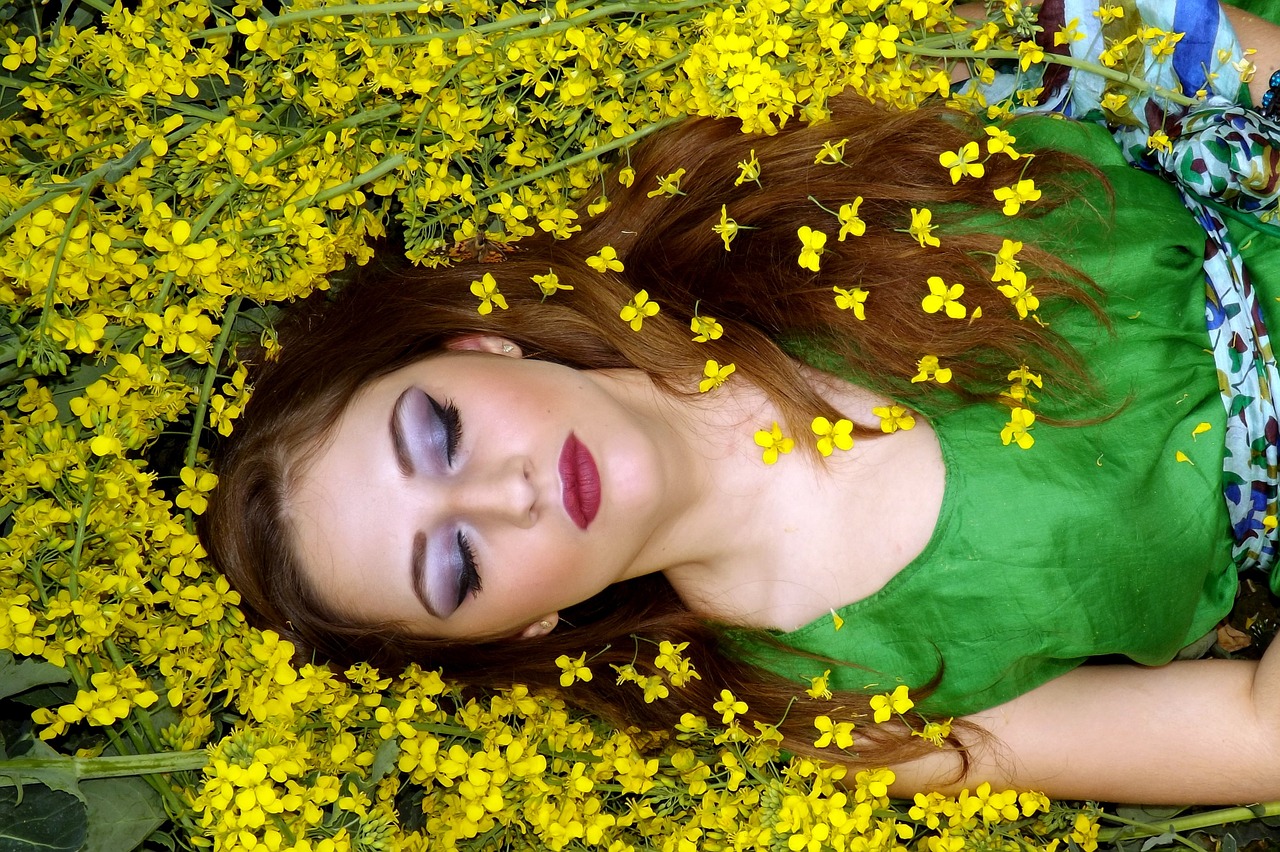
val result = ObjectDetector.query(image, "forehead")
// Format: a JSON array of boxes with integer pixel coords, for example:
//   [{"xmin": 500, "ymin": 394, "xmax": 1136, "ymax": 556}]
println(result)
[{"xmin": 283, "ymin": 378, "xmax": 412, "ymax": 623}]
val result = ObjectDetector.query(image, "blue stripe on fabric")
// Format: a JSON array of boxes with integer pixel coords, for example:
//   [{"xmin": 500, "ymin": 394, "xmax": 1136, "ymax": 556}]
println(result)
[{"xmin": 1171, "ymin": 0, "xmax": 1221, "ymax": 96}]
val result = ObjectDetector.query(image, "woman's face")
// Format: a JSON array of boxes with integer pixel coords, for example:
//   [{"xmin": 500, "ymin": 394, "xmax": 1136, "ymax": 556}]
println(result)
[{"xmin": 286, "ymin": 338, "xmax": 675, "ymax": 640}]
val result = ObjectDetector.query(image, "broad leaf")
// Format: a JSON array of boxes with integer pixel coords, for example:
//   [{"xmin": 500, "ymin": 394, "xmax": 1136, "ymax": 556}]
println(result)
[
  {"xmin": 82, "ymin": 776, "xmax": 166, "ymax": 852},
  {"xmin": 0, "ymin": 784, "xmax": 87, "ymax": 852},
  {"xmin": 0, "ymin": 651, "xmax": 71, "ymax": 702}
]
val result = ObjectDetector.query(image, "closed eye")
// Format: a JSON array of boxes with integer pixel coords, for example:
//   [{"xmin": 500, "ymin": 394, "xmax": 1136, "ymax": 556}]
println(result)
[{"xmin": 392, "ymin": 388, "xmax": 464, "ymax": 475}]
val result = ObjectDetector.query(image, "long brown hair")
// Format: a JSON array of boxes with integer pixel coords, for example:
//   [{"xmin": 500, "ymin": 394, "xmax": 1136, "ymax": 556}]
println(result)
[{"xmin": 201, "ymin": 93, "xmax": 1105, "ymax": 770}]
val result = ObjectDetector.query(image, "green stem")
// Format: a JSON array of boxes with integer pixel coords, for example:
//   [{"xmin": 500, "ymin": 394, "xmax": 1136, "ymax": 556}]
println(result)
[
  {"xmin": 897, "ymin": 45, "xmax": 1198, "ymax": 107},
  {"xmin": 0, "ymin": 122, "xmax": 201, "ymax": 239},
  {"xmin": 372, "ymin": 0, "xmax": 713, "ymax": 46},
  {"xmin": 1097, "ymin": 802, "xmax": 1280, "ymax": 843},
  {"xmin": 256, "ymin": 152, "xmax": 406, "ymax": 222},
  {"xmin": 434, "ymin": 116, "xmax": 680, "ymax": 222},
  {"xmin": 66, "ymin": 458, "xmax": 102, "ymax": 599},
  {"xmin": 104, "ymin": 640, "xmax": 163, "ymax": 753},
  {"xmin": 185, "ymin": 296, "xmax": 243, "ymax": 470},
  {"xmin": 0, "ymin": 750, "xmax": 209, "ymax": 780},
  {"xmin": 191, "ymin": 2, "xmax": 426, "ymax": 38},
  {"xmin": 34, "ymin": 185, "xmax": 96, "ymax": 337}
]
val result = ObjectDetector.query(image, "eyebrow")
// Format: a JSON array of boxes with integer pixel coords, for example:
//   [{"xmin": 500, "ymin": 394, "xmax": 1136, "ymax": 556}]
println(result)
[
  {"xmin": 410, "ymin": 530, "xmax": 442, "ymax": 619},
  {"xmin": 389, "ymin": 389, "xmax": 415, "ymax": 478},
  {"xmin": 392, "ymin": 390, "xmax": 441, "ymax": 619}
]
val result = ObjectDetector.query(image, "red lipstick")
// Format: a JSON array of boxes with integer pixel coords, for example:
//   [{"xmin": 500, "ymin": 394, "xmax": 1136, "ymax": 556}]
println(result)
[{"xmin": 559, "ymin": 433, "xmax": 601, "ymax": 529}]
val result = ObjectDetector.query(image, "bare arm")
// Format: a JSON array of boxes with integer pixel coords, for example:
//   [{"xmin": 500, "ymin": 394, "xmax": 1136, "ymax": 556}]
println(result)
[
  {"xmin": 1222, "ymin": 4, "xmax": 1280, "ymax": 106},
  {"xmin": 887, "ymin": 640, "xmax": 1280, "ymax": 803}
]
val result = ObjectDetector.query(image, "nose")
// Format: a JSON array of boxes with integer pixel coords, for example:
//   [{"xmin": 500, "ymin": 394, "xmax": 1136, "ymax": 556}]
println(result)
[{"xmin": 445, "ymin": 455, "xmax": 537, "ymax": 528}]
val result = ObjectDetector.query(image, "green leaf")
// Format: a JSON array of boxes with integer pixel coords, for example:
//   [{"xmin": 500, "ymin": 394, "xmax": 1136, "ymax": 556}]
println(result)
[
  {"xmin": 0, "ymin": 784, "xmax": 87, "ymax": 852},
  {"xmin": 0, "ymin": 739, "xmax": 83, "ymax": 801},
  {"xmin": 370, "ymin": 737, "xmax": 400, "ymax": 785},
  {"xmin": 0, "ymin": 651, "xmax": 71, "ymax": 702},
  {"xmin": 82, "ymin": 776, "xmax": 166, "ymax": 852}
]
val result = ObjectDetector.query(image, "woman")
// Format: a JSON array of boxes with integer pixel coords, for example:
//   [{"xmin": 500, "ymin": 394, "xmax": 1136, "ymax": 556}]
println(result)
[{"xmin": 202, "ymin": 2, "xmax": 1280, "ymax": 805}]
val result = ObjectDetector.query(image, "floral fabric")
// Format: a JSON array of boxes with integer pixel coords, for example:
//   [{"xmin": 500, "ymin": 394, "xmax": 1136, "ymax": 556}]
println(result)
[{"xmin": 972, "ymin": 0, "xmax": 1280, "ymax": 579}]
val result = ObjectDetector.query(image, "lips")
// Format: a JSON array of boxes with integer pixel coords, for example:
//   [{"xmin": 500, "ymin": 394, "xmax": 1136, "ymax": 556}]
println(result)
[{"xmin": 559, "ymin": 433, "xmax": 601, "ymax": 529}]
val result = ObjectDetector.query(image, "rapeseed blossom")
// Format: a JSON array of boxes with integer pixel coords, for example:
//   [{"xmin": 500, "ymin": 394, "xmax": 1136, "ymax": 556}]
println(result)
[
  {"xmin": 699, "ymin": 360, "xmax": 736, "ymax": 393},
  {"xmin": 0, "ymin": 0, "xmax": 1183, "ymax": 847},
  {"xmin": 470, "ymin": 273, "xmax": 508, "ymax": 315},
  {"xmin": 754, "ymin": 422, "xmax": 795, "ymax": 465},
  {"xmin": 833, "ymin": 285, "xmax": 869, "ymax": 318},
  {"xmin": 797, "ymin": 225, "xmax": 827, "ymax": 271},
  {"xmin": 811, "ymin": 416, "xmax": 855, "ymax": 456},
  {"xmin": 620, "ymin": 289, "xmax": 660, "ymax": 331}
]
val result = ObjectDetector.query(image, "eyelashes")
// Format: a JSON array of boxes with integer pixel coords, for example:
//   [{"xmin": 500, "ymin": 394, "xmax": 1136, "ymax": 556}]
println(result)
[
  {"xmin": 455, "ymin": 529, "xmax": 482, "ymax": 608},
  {"xmin": 425, "ymin": 394, "xmax": 481, "ymax": 612},
  {"xmin": 427, "ymin": 395, "xmax": 463, "ymax": 466}
]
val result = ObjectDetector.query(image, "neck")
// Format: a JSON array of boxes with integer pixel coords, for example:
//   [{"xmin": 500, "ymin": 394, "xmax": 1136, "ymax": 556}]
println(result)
[{"xmin": 588, "ymin": 364, "xmax": 942, "ymax": 631}]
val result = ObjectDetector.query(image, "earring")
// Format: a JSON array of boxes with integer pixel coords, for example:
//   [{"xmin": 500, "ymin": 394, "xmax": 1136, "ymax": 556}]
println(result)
[
  {"xmin": 539, "ymin": 620, "xmax": 553, "ymax": 632},
  {"xmin": 502, "ymin": 343, "xmax": 515, "ymax": 353}
]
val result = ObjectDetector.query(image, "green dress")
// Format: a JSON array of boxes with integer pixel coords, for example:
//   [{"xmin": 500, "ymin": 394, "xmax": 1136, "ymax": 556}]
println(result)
[{"xmin": 748, "ymin": 117, "xmax": 1280, "ymax": 717}]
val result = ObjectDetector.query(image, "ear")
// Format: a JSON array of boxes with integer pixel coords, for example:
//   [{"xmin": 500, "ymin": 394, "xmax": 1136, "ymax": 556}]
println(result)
[
  {"xmin": 445, "ymin": 334, "xmax": 522, "ymax": 357},
  {"xmin": 519, "ymin": 613, "xmax": 559, "ymax": 639}
]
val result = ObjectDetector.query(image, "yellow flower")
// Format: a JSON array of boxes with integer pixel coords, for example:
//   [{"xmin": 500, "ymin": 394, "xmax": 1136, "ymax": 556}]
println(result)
[
  {"xmin": 1192, "ymin": 422, "xmax": 1213, "ymax": 439},
  {"xmin": 713, "ymin": 689, "xmax": 747, "ymax": 724},
  {"xmin": 994, "ymin": 179, "xmax": 1042, "ymax": 216},
  {"xmin": 619, "ymin": 289, "xmax": 660, "ymax": 331},
  {"xmin": 810, "ymin": 416, "xmax": 854, "ymax": 457},
  {"xmin": 833, "ymin": 286, "xmax": 867, "ymax": 319},
  {"xmin": 690, "ymin": 314, "xmax": 724, "ymax": 342},
  {"xmin": 698, "ymin": 360, "xmax": 735, "ymax": 393},
  {"xmin": 176, "ymin": 466, "xmax": 219, "ymax": 515},
  {"xmin": 869, "ymin": 685, "xmax": 914, "ymax": 723},
  {"xmin": 1100, "ymin": 91, "xmax": 1130, "ymax": 113},
  {"xmin": 939, "ymin": 141, "xmax": 985, "ymax": 184},
  {"xmin": 815, "ymin": 138, "xmax": 847, "ymax": 165},
  {"xmin": 754, "ymin": 422, "xmax": 795, "ymax": 465},
  {"xmin": 1055, "ymin": 17, "xmax": 1085, "ymax": 46},
  {"xmin": 806, "ymin": 670, "xmax": 832, "ymax": 700},
  {"xmin": 872, "ymin": 404, "xmax": 916, "ymax": 433},
  {"xmin": 3, "ymin": 35, "xmax": 36, "ymax": 71},
  {"xmin": 797, "ymin": 226, "xmax": 827, "ymax": 271},
  {"xmin": 713, "ymin": 205, "xmax": 739, "ymax": 251},
  {"xmin": 909, "ymin": 207, "xmax": 940, "ymax": 248},
  {"xmin": 533, "ymin": 269, "xmax": 572, "ymax": 298},
  {"xmin": 618, "ymin": 166, "xmax": 636, "ymax": 187},
  {"xmin": 470, "ymin": 273, "xmax": 508, "ymax": 315},
  {"xmin": 921, "ymin": 276, "xmax": 967, "ymax": 319},
  {"xmin": 997, "ymin": 273, "xmax": 1039, "ymax": 318},
  {"xmin": 912, "ymin": 718, "xmax": 952, "ymax": 747},
  {"xmin": 1017, "ymin": 39, "xmax": 1045, "ymax": 71},
  {"xmin": 1094, "ymin": 3, "xmax": 1124, "ymax": 24},
  {"xmin": 1148, "ymin": 130, "xmax": 1173, "ymax": 153},
  {"xmin": 555, "ymin": 653, "xmax": 593, "ymax": 687},
  {"xmin": 647, "ymin": 168, "xmax": 686, "ymax": 197},
  {"xmin": 984, "ymin": 126, "xmax": 1021, "ymax": 159},
  {"xmin": 837, "ymin": 198, "xmax": 866, "ymax": 240},
  {"xmin": 911, "ymin": 355, "xmax": 952, "ymax": 384},
  {"xmin": 1001, "ymin": 407, "xmax": 1036, "ymax": 449},
  {"xmin": 735, "ymin": 150, "xmax": 761, "ymax": 186},
  {"xmin": 992, "ymin": 238, "xmax": 1022, "ymax": 282},
  {"xmin": 587, "ymin": 245, "xmax": 624, "ymax": 273},
  {"xmin": 831, "ymin": 609, "xmax": 845, "ymax": 630},
  {"xmin": 813, "ymin": 716, "xmax": 856, "ymax": 749}
]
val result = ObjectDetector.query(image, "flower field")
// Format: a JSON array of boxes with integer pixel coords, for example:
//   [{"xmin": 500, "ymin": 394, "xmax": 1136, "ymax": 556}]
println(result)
[{"xmin": 0, "ymin": 0, "xmax": 1274, "ymax": 849}]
